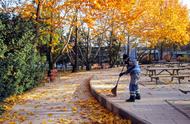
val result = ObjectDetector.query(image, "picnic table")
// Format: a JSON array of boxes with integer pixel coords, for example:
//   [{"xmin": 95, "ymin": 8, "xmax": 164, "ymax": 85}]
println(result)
[
  {"xmin": 146, "ymin": 67, "xmax": 190, "ymax": 84},
  {"xmin": 146, "ymin": 67, "xmax": 190, "ymax": 76},
  {"xmin": 151, "ymin": 61, "xmax": 187, "ymax": 67}
]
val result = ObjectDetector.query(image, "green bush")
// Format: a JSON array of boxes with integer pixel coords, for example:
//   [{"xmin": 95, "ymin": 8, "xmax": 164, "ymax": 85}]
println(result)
[{"xmin": 0, "ymin": 14, "xmax": 46, "ymax": 101}]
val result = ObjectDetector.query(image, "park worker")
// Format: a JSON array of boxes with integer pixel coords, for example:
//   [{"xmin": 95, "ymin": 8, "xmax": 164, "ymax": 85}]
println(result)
[{"xmin": 119, "ymin": 54, "xmax": 141, "ymax": 102}]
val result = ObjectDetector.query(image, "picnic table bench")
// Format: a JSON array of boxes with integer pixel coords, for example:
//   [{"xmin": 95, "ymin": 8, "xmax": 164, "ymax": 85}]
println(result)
[
  {"xmin": 150, "ymin": 75, "xmax": 190, "ymax": 84},
  {"xmin": 150, "ymin": 75, "xmax": 171, "ymax": 84},
  {"xmin": 171, "ymin": 75, "xmax": 190, "ymax": 84}
]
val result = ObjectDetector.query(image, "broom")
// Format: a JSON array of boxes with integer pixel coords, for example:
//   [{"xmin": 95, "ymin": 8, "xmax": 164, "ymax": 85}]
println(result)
[{"xmin": 111, "ymin": 65, "xmax": 125, "ymax": 96}]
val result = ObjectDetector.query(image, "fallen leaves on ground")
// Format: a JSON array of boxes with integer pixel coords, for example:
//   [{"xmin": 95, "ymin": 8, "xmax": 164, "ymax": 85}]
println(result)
[
  {"xmin": 0, "ymin": 72, "xmax": 131, "ymax": 124},
  {"xmin": 75, "ymin": 98, "xmax": 130, "ymax": 124},
  {"xmin": 97, "ymin": 89, "xmax": 112, "ymax": 94}
]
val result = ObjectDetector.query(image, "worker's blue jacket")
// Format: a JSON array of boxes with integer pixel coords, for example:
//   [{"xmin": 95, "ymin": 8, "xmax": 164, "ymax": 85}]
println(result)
[
  {"xmin": 124, "ymin": 45, "xmax": 141, "ymax": 74},
  {"xmin": 126, "ymin": 58, "xmax": 141, "ymax": 74}
]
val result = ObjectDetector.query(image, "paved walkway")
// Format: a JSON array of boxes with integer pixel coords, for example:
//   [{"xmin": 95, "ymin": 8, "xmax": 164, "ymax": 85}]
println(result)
[
  {"xmin": 90, "ymin": 67, "xmax": 190, "ymax": 124},
  {"xmin": 0, "ymin": 71, "xmax": 130, "ymax": 124}
]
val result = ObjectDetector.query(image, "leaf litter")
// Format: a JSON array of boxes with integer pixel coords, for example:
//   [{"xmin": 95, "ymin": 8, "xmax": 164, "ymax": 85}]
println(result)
[{"xmin": 0, "ymin": 72, "xmax": 131, "ymax": 124}]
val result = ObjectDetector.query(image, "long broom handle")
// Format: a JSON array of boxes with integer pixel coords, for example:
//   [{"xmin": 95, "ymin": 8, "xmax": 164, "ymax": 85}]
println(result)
[{"xmin": 115, "ymin": 64, "xmax": 126, "ymax": 86}]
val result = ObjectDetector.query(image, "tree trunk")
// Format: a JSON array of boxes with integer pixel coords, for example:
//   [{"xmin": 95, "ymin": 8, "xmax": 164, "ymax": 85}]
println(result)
[
  {"xmin": 47, "ymin": 7, "xmax": 53, "ymax": 77},
  {"xmin": 160, "ymin": 42, "xmax": 163, "ymax": 60},
  {"xmin": 127, "ymin": 35, "xmax": 130, "ymax": 56},
  {"xmin": 72, "ymin": 28, "xmax": 79, "ymax": 72},
  {"xmin": 149, "ymin": 49, "xmax": 152, "ymax": 63},
  {"xmin": 154, "ymin": 47, "xmax": 156, "ymax": 61},
  {"xmin": 34, "ymin": 2, "xmax": 41, "ymax": 43},
  {"xmin": 47, "ymin": 45, "xmax": 53, "ymax": 76},
  {"xmin": 86, "ymin": 28, "xmax": 91, "ymax": 71},
  {"xmin": 72, "ymin": 12, "xmax": 79, "ymax": 72},
  {"xmin": 108, "ymin": 31, "xmax": 113, "ymax": 67}
]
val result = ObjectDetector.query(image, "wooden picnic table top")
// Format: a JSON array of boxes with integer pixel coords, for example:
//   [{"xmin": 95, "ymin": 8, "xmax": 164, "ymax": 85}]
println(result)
[
  {"xmin": 146, "ymin": 67, "xmax": 190, "ymax": 70},
  {"xmin": 152, "ymin": 61, "xmax": 188, "ymax": 64}
]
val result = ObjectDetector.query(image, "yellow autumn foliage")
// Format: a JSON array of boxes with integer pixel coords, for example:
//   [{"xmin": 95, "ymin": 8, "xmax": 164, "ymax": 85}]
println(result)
[{"xmin": 17, "ymin": 0, "xmax": 190, "ymax": 48}]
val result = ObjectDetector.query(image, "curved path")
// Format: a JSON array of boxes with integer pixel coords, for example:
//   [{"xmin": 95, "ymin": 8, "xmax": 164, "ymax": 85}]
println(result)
[{"xmin": 0, "ymin": 71, "xmax": 130, "ymax": 124}]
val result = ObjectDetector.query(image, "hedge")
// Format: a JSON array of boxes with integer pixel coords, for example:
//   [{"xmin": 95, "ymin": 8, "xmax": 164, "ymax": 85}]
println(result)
[{"xmin": 0, "ymin": 14, "xmax": 46, "ymax": 101}]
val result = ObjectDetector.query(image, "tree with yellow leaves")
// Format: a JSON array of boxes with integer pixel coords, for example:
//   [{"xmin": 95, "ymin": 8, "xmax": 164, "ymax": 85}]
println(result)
[
  {"xmin": 129, "ymin": 0, "xmax": 189, "ymax": 47},
  {"xmin": 19, "ymin": 0, "xmax": 73, "ymax": 75},
  {"xmin": 17, "ymin": 0, "xmax": 190, "ymax": 69}
]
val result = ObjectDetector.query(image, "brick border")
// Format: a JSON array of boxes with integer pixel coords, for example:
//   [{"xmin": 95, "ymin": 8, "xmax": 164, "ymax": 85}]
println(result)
[{"xmin": 89, "ymin": 81, "xmax": 151, "ymax": 124}]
